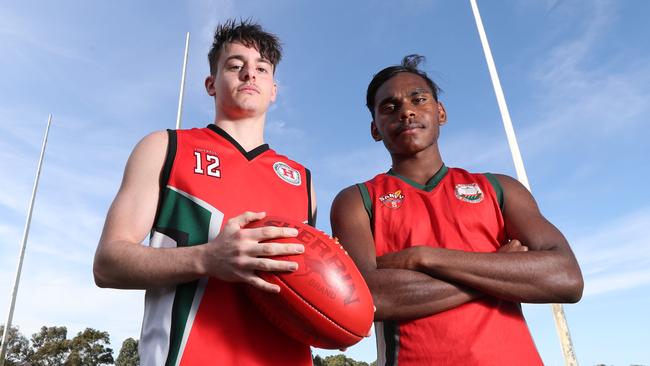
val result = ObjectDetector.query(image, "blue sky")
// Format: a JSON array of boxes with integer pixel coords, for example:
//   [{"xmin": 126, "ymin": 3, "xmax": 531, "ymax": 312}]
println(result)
[{"xmin": 1, "ymin": 0, "xmax": 649, "ymax": 364}]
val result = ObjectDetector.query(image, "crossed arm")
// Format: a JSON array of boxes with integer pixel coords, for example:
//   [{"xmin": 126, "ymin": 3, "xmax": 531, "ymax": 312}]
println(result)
[
  {"xmin": 330, "ymin": 175, "xmax": 583, "ymax": 321},
  {"xmin": 93, "ymin": 131, "xmax": 315, "ymax": 293}
]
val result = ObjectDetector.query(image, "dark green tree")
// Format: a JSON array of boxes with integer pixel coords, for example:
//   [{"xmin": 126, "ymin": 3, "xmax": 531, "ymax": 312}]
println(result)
[
  {"xmin": 65, "ymin": 328, "xmax": 113, "ymax": 365},
  {"xmin": 322, "ymin": 354, "xmax": 371, "ymax": 366},
  {"xmin": 115, "ymin": 338, "xmax": 139, "ymax": 366},
  {"xmin": 312, "ymin": 354, "xmax": 325, "ymax": 366},
  {"xmin": 0, "ymin": 324, "xmax": 32, "ymax": 365},
  {"xmin": 29, "ymin": 326, "xmax": 70, "ymax": 366}
]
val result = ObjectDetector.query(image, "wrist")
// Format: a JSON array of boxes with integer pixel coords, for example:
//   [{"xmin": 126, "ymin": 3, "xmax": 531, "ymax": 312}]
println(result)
[
  {"xmin": 416, "ymin": 246, "xmax": 438, "ymax": 272},
  {"xmin": 192, "ymin": 244, "xmax": 209, "ymax": 277}
]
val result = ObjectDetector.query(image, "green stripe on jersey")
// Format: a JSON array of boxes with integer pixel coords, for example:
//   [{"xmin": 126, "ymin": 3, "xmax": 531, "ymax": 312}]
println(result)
[
  {"xmin": 483, "ymin": 173, "xmax": 504, "ymax": 212},
  {"xmin": 157, "ymin": 189, "xmax": 212, "ymax": 245},
  {"xmin": 155, "ymin": 187, "xmax": 223, "ymax": 366},
  {"xmin": 387, "ymin": 164, "xmax": 448, "ymax": 192},
  {"xmin": 356, "ymin": 183, "xmax": 373, "ymax": 220}
]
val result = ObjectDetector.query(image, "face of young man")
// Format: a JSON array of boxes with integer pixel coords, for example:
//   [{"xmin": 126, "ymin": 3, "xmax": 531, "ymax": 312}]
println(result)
[
  {"xmin": 371, "ymin": 72, "xmax": 447, "ymax": 157},
  {"xmin": 206, "ymin": 42, "xmax": 277, "ymax": 120}
]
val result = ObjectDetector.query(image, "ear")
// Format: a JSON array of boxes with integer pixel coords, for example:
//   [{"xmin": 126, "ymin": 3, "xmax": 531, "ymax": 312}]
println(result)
[
  {"xmin": 205, "ymin": 75, "xmax": 216, "ymax": 96},
  {"xmin": 370, "ymin": 121, "xmax": 382, "ymax": 141},
  {"xmin": 270, "ymin": 82, "xmax": 278, "ymax": 103},
  {"xmin": 437, "ymin": 102, "xmax": 447, "ymax": 126}
]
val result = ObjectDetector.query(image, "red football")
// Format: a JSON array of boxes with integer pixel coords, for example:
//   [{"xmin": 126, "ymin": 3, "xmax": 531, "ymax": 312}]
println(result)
[{"xmin": 245, "ymin": 216, "xmax": 374, "ymax": 349}]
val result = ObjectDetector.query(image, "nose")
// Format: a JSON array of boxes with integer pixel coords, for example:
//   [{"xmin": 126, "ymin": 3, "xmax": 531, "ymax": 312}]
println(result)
[
  {"xmin": 240, "ymin": 64, "xmax": 256, "ymax": 81},
  {"xmin": 399, "ymin": 105, "xmax": 415, "ymax": 121}
]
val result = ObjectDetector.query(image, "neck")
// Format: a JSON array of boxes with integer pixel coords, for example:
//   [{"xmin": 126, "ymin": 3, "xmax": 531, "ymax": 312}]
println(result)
[
  {"xmin": 214, "ymin": 114, "xmax": 266, "ymax": 152},
  {"xmin": 390, "ymin": 147, "xmax": 444, "ymax": 186}
]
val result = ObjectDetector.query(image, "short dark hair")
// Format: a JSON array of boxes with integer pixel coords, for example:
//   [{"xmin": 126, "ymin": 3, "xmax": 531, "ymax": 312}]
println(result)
[
  {"xmin": 366, "ymin": 54, "xmax": 442, "ymax": 118},
  {"xmin": 208, "ymin": 18, "xmax": 283, "ymax": 75}
]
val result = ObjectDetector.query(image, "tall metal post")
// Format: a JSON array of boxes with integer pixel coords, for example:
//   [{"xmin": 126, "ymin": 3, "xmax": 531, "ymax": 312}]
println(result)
[
  {"xmin": 0, "ymin": 114, "xmax": 53, "ymax": 366},
  {"xmin": 468, "ymin": 1, "xmax": 578, "ymax": 365},
  {"xmin": 176, "ymin": 32, "xmax": 190, "ymax": 129}
]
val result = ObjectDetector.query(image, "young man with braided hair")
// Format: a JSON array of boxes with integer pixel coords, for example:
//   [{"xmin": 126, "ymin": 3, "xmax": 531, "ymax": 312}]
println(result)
[
  {"xmin": 94, "ymin": 19, "xmax": 316, "ymax": 365},
  {"xmin": 331, "ymin": 55, "xmax": 583, "ymax": 365}
]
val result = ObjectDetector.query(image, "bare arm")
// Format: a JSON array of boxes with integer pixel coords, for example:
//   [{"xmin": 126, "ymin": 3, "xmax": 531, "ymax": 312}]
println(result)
[
  {"xmin": 93, "ymin": 131, "xmax": 304, "ymax": 292},
  {"xmin": 377, "ymin": 174, "xmax": 584, "ymax": 303},
  {"xmin": 310, "ymin": 175, "xmax": 318, "ymax": 225},
  {"xmin": 331, "ymin": 186, "xmax": 480, "ymax": 321}
]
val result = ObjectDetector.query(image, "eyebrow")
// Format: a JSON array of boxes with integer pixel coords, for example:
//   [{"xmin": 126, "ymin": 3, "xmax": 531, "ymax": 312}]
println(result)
[
  {"xmin": 224, "ymin": 55, "xmax": 272, "ymax": 65},
  {"xmin": 410, "ymin": 88, "xmax": 431, "ymax": 97},
  {"xmin": 377, "ymin": 88, "xmax": 432, "ymax": 106}
]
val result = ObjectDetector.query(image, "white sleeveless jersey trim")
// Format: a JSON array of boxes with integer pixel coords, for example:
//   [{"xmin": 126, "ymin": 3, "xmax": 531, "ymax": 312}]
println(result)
[
  {"xmin": 375, "ymin": 321, "xmax": 386, "ymax": 366},
  {"xmin": 375, "ymin": 321, "xmax": 400, "ymax": 366},
  {"xmin": 139, "ymin": 231, "xmax": 176, "ymax": 366},
  {"xmin": 173, "ymin": 277, "xmax": 208, "ymax": 366}
]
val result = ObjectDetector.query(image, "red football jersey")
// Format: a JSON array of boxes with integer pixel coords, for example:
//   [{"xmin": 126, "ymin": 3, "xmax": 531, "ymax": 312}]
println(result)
[
  {"xmin": 139, "ymin": 125, "xmax": 314, "ymax": 366},
  {"xmin": 360, "ymin": 165, "xmax": 542, "ymax": 366}
]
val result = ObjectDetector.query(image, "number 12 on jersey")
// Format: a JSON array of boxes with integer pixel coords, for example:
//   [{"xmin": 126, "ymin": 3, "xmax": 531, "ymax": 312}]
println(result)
[{"xmin": 193, "ymin": 151, "xmax": 221, "ymax": 178}]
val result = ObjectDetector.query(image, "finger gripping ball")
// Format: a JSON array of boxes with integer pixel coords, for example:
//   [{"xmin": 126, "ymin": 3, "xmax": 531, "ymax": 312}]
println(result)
[{"xmin": 244, "ymin": 216, "xmax": 374, "ymax": 349}]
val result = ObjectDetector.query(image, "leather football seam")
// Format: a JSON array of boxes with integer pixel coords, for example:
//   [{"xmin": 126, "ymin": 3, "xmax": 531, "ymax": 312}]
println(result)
[{"xmin": 274, "ymin": 273, "xmax": 364, "ymax": 339}]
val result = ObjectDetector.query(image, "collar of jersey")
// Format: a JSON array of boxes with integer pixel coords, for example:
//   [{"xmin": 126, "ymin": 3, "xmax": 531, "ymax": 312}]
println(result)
[
  {"xmin": 207, "ymin": 124, "xmax": 270, "ymax": 161},
  {"xmin": 387, "ymin": 164, "xmax": 448, "ymax": 192}
]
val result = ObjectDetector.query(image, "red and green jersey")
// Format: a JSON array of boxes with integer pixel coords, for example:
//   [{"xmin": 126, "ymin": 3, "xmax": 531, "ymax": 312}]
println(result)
[
  {"xmin": 359, "ymin": 165, "xmax": 542, "ymax": 366},
  {"xmin": 140, "ymin": 125, "xmax": 314, "ymax": 366}
]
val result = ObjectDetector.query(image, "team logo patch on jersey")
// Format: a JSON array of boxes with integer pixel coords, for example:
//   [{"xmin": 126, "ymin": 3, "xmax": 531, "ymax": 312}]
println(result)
[
  {"xmin": 455, "ymin": 183, "xmax": 484, "ymax": 203},
  {"xmin": 273, "ymin": 162, "xmax": 301, "ymax": 186},
  {"xmin": 379, "ymin": 190, "xmax": 405, "ymax": 209}
]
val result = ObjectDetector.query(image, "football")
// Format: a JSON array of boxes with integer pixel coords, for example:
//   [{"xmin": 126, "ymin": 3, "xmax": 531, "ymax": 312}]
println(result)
[{"xmin": 245, "ymin": 216, "xmax": 374, "ymax": 349}]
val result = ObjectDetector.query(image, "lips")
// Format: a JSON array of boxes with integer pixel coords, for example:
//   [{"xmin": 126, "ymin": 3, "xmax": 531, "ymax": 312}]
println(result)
[
  {"xmin": 238, "ymin": 84, "xmax": 260, "ymax": 94},
  {"xmin": 396, "ymin": 123, "xmax": 424, "ymax": 135}
]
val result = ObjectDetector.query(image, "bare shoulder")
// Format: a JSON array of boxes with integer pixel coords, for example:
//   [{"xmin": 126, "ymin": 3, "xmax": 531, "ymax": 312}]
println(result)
[
  {"xmin": 131, "ymin": 130, "xmax": 169, "ymax": 163},
  {"xmin": 122, "ymin": 130, "xmax": 169, "ymax": 184},
  {"xmin": 331, "ymin": 184, "xmax": 370, "ymax": 236},
  {"xmin": 491, "ymin": 173, "xmax": 526, "ymax": 191},
  {"xmin": 332, "ymin": 185, "xmax": 365, "ymax": 212},
  {"xmin": 490, "ymin": 173, "xmax": 569, "ymax": 251},
  {"xmin": 111, "ymin": 130, "xmax": 170, "ymax": 222},
  {"xmin": 490, "ymin": 173, "xmax": 539, "ymax": 209},
  {"xmin": 331, "ymin": 184, "xmax": 376, "ymax": 271},
  {"xmin": 100, "ymin": 130, "xmax": 169, "ymax": 245},
  {"xmin": 140, "ymin": 129, "xmax": 169, "ymax": 146}
]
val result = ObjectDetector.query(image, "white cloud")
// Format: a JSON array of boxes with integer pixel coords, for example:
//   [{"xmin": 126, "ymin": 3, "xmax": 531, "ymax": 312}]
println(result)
[
  {"xmin": 318, "ymin": 145, "xmax": 391, "ymax": 184},
  {"xmin": 188, "ymin": 0, "xmax": 237, "ymax": 56},
  {"xmin": 526, "ymin": 1, "xmax": 648, "ymax": 130},
  {"xmin": 0, "ymin": 5, "xmax": 95, "ymax": 66},
  {"xmin": 583, "ymin": 269, "xmax": 650, "ymax": 297},
  {"xmin": 443, "ymin": 1, "xmax": 650, "ymax": 176},
  {"xmin": 10, "ymin": 268, "xmax": 143, "ymax": 346},
  {"xmin": 266, "ymin": 119, "xmax": 306, "ymax": 142},
  {"xmin": 571, "ymin": 207, "xmax": 650, "ymax": 297}
]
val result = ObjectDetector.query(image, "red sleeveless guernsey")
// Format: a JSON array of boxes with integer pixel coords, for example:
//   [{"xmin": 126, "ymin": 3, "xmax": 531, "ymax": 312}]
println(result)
[
  {"xmin": 359, "ymin": 165, "xmax": 542, "ymax": 366},
  {"xmin": 139, "ymin": 125, "xmax": 314, "ymax": 366}
]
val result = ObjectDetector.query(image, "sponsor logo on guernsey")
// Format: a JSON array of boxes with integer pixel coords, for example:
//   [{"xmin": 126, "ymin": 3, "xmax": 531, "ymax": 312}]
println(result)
[
  {"xmin": 379, "ymin": 190, "xmax": 405, "ymax": 209},
  {"xmin": 455, "ymin": 183, "xmax": 484, "ymax": 203},
  {"xmin": 273, "ymin": 161, "xmax": 301, "ymax": 186}
]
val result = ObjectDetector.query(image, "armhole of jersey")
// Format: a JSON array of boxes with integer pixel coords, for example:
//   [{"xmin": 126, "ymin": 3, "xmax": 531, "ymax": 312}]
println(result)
[
  {"xmin": 484, "ymin": 173, "xmax": 504, "ymax": 212},
  {"xmin": 306, "ymin": 168, "xmax": 315, "ymax": 227},
  {"xmin": 356, "ymin": 183, "xmax": 373, "ymax": 221},
  {"xmin": 161, "ymin": 129, "xmax": 177, "ymax": 189},
  {"xmin": 152, "ymin": 130, "xmax": 177, "ymax": 234}
]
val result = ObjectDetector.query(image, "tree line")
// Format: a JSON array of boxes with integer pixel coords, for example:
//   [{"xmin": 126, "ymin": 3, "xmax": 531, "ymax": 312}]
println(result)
[
  {"xmin": 0, "ymin": 325, "xmax": 137, "ymax": 366},
  {"xmin": 1, "ymin": 324, "xmax": 375, "ymax": 366}
]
